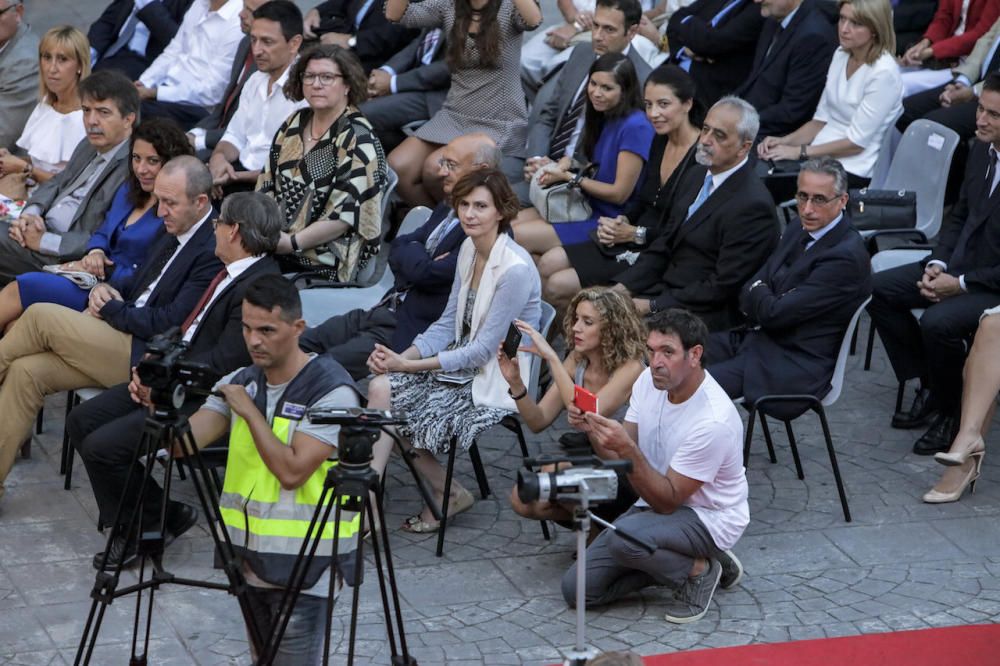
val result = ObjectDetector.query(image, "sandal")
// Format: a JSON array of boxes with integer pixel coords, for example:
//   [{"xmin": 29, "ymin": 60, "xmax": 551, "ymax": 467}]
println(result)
[{"xmin": 400, "ymin": 488, "xmax": 476, "ymax": 534}]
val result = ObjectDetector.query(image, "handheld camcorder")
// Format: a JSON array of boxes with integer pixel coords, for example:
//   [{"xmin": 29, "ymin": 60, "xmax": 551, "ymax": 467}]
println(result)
[
  {"xmin": 516, "ymin": 454, "xmax": 632, "ymax": 505},
  {"xmin": 309, "ymin": 407, "xmax": 407, "ymax": 470},
  {"xmin": 137, "ymin": 328, "xmax": 216, "ymax": 411}
]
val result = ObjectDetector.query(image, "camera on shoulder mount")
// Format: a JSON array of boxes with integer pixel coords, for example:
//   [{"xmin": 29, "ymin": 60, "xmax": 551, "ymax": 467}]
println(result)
[
  {"xmin": 137, "ymin": 327, "xmax": 217, "ymax": 412},
  {"xmin": 516, "ymin": 454, "xmax": 632, "ymax": 505}
]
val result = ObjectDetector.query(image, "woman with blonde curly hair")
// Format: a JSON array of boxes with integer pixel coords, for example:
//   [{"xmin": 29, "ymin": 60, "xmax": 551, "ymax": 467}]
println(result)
[{"xmin": 498, "ymin": 286, "xmax": 646, "ymax": 525}]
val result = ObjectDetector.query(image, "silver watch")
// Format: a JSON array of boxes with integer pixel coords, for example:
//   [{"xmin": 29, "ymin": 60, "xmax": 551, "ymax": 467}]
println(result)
[
  {"xmin": 348, "ymin": 35, "xmax": 357, "ymax": 48},
  {"xmin": 634, "ymin": 226, "xmax": 647, "ymax": 245}
]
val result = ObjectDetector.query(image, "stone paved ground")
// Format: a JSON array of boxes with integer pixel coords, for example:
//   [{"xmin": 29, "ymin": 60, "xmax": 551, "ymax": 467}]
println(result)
[{"xmin": 7, "ymin": 1, "xmax": 1000, "ymax": 663}]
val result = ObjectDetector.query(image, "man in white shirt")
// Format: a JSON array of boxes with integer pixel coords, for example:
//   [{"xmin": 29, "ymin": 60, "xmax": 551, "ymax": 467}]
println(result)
[
  {"xmin": 88, "ymin": 0, "xmax": 195, "ymax": 80},
  {"xmin": 564, "ymin": 308, "xmax": 749, "ymax": 624},
  {"xmin": 208, "ymin": 0, "xmax": 304, "ymax": 197},
  {"xmin": 135, "ymin": 0, "xmax": 244, "ymax": 126}
]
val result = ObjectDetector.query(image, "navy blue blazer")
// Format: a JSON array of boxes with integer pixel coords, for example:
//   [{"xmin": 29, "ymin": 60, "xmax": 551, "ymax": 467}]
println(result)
[
  {"xmin": 98, "ymin": 218, "xmax": 223, "ymax": 365},
  {"xmin": 736, "ymin": 0, "xmax": 838, "ymax": 138},
  {"xmin": 734, "ymin": 215, "xmax": 872, "ymax": 409},
  {"xmin": 388, "ymin": 202, "xmax": 467, "ymax": 351}
]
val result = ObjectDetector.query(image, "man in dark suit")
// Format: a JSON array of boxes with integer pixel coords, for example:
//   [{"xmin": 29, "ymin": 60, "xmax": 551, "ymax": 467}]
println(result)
[
  {"xmin": 88, "ymin": 0, "xmax": 195, "ymax": 80},
  {"xmin": 612, "ymin": 96, "xmax": 780, "ymax": 331},
  {"xmin": 707, "ymin": 157, "xmax": 872, "ymax": 415},
  {"xmin": 0, "ymin": 157, "xmax": 225, "ymax": 505},
  {"xmin": 517, "ymin": 0, "xmax": 650, "ymax": 202},
  {"xmin": 736, "ymin": 0, "xmax": 837, "ymax": 139},
  {"xmin": 360, "ymin": 27, "xmax": 449, "ymax": 153},
  {"xmin": 1, "ymin": 71, "xmax": 138, "ymax": 285},
  {"xmin": 298, "ymin": 132, "xmax": 501, "ymax": 378},
  {"xmin": 869, "ymin": 74, "xmax": 1000, "ymax": 455},
  {"xmin": 303, "ymin": 0, "xmax": 416, "ymax": 73},
  {"xmin": 186, "ymin": 0, "xmax": 269, "ymax": 160},
  {"xmin": 67, "ymin": 190, "xmax": 282, "ymax": 567},
  {"xmin": 666, "ymin": 0, "xmax": 765, "ymax": 108}
]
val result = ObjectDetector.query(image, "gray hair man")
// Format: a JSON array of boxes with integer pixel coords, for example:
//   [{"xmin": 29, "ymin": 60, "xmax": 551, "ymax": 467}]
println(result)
[{"xmin": 0, "ymin": 0, "xmax": 37, "ymax": 150}]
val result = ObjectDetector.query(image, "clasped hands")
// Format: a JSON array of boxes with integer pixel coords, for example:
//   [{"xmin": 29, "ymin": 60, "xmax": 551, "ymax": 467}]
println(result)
[
  {"xmin": 757, "ymin": 136, "xmax": 798, "ymax": 162},
  {"xmin": 367, "ymin": 343, "xmax": 410, "ymax": 375},
  {"xmin": 917, "ymin": 263, "xmax": 961, "ymax": 303},
  {"xmin": 595, "ymin": 215, "xmax": 636, "ymax": 246},
  {"xmin": 0, "ymin": 149, "xmax": 28, "ymax": 177},
  {"xmin": 87, "ymin": 282, "xmax": 123, "ymax": 317},
  {"xmin": 9, "ymin": 214, "xmax": 44, "ymax": 251}
]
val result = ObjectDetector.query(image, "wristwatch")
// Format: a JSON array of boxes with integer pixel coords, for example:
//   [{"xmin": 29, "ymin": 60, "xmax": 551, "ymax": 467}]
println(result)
[
  {"xmin": 749, "ymin": 279, "xmax": 766, "ymax": 291},
  {"xmin": 799, "ymin": 144, "xmax": 809, "ymax": 161},
  {"xmin": 634, "ymin": 226, "xmax": 647, "ymax": 245},
  {"xmin": 348, "ymin": 35, "xmax": 357, "ymax": 48}
]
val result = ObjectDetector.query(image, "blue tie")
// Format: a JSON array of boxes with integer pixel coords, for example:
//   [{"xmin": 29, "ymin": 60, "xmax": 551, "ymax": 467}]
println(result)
[{"xmin": 686, "ymin": 173, "xmax": 714, "ymax": 221}]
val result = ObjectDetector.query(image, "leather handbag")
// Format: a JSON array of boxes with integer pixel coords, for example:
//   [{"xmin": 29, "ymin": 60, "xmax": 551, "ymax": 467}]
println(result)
[
  {"xmin": 529, "ymin": 164, "xmax": 593, "ymax": 224},
  {"xmin": 848, "ymin": 188, "xmax": 917, "ymax": 231}
]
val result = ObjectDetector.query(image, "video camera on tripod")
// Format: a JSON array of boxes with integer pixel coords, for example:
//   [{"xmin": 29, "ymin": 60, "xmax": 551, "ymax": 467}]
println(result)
[
  {"xmin": 517, "ymin": 453, "xmax": 632, "ymax": 505},
  {"xmin": 136, "ymin": 328, "xmax": 216, "ymax": 412}
]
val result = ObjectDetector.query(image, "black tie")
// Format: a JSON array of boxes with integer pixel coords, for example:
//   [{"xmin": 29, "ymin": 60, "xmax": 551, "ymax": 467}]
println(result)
[
  {"xmin": 549, "ymin": 88, "xmax": 588, "ymax": 160},
  {"xmin": 764, "ymin": 24, "xmax": 784, "ymax": 61},
  {"xmin": 130, "ymin": 236, "xmax": 180, "ymax": 298},
  {"xmin": 985, "ymin": 39, "xmax": 1000, "ymax": 77},
  {"xmin": 986, "ymin": 149, "xmax": 999, "ymax": 198}
]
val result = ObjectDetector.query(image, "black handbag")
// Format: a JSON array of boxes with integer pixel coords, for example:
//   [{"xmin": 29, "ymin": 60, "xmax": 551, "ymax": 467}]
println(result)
[{"xmin": 848, "ymin": 188, "xmax": 917, "ymax": 231}]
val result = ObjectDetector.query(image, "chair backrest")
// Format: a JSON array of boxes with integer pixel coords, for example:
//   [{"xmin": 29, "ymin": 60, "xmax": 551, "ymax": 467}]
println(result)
[
  {"xmin": 870, "ymin": 247, "xmax": 932, "ymax": 273},
  {"xmin": 355, "ymin": 167, "xmax": 400, "ymax": 286},
  {"xmin": 866, "ymin": 121, "xmax": 900, "ymax": 190},
  {"xmin": 528, "ymin": 301, "xmax": 558, "ymax": 399},
  {"xmin": 823, "ymin": 295, "xmax": 872, "ymax": 406},
  {"xmin": 397, "ymin": 205, "xmax": 432, "ymax": 237},
  {"xmin": 881, "ymin": 119, "xmax": 960, "ymax": 239}
]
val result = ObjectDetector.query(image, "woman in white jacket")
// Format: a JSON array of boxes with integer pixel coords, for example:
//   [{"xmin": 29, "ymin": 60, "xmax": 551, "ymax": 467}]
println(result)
[{"xmin": 366, "ymin": 168, "xmax": 542, "ymax": 533}]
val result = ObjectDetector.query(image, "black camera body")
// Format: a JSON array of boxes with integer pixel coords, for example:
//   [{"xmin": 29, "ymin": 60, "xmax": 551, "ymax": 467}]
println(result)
[
  {"xmin": 137, "ymin": 328, "xmax": 216, "ymax": 411},
  {"xmin": 517, "ymin": 454, "xmax": 632, "ymax": 505},
  {"xmin": 309, "ymin": 407, "xmax": 407, "ymax": 471}
]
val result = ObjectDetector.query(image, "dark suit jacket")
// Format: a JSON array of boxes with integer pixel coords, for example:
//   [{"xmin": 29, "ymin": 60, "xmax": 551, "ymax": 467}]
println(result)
[
  {"xmin": 388, "ymin": 202, "xmax": 466, "ymax": 350},
  {"xmin": 191, "ymin": 35, "xmax": 255, "ymax": 154},
  {"xmin": 736, "ymin": 0, "xmax": 837, "ymax": 138},
  {"xmin": 526, "ymin": 43, "xmax": 652, "ymax": 159},
  {"xmin": 186, "ymin": 255, "xmax": 282, "ymax": 379},
  {"xmin": 929, "ymin": 140, "xmax": 1000, "ymax": 292},
  {"xmin": 97, "ymin": 219, "xmax": 223, "ymax": 364},
  {"xmin": 667, "ymin": 0, "xmax": 765, "ymax": 107},
  {"xmin": 383, "ymin": 28, "xmax": 448, "ymax": 94},
  {"xmin": 26, "ymin": 139, "xmax": 131, "ymax": 261},
  {"xmin": 615, "ymin": 160, "xmax": 780, "ymax": 330},
  {"xmin": 731, "ymin": 216, "xmax": 872, "ymax": 409},
  {"xmin": 316, "ymin": 0, "xmax": 417, "ymax": 72},
  {"xmin": 88, "ymin": 0, "xmax": 194, "ymax": 64}
]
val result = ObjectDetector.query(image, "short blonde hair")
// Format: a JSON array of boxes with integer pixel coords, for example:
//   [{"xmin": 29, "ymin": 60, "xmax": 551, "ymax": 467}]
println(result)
[
  {"xmin": 838, "ymin": 0, "xmax": 895, "ymax": 64},
  {"xmin": 38, "ymin": 26, "xmax": 91, "ymax": 102}
]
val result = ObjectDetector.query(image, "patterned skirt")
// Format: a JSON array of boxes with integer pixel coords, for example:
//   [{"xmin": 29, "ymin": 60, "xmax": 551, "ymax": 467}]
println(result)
[{"xmin": 388, "ymin": 371, "xmax": 512, "ymax": 453}]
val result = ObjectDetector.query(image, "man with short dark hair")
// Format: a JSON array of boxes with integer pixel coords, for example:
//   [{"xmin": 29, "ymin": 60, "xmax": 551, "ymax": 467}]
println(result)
[
  {"xmin": 869, "ymin": 73, "xmax": 1000, "ymax": 455},
  {"xmin": 208, "ymin": 0, "xmax": 305, "ymax": 196},
  {"xmin": 563, "ymin": 308, "xmax": 749, "ymax": 624},
  {"xmin": 1, "ymin": 70, "xmax": 139, "ymax": 284},
  {"xmin": 612, "ymin": 96, "xmax": 779, "ymax": 331},
  {"xmin": 706, "ymin": 157, "xmax": 872, "ymax": 415},
  {"xmin": 0, "ymin": 0, "xmax": 38, "ymax": 151}
]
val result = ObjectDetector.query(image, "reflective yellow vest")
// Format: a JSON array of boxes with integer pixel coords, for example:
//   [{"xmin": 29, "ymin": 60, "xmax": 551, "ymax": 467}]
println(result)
[{"xmin": 218, "ymin": 355, "xmax": 361, "ymax": 588}]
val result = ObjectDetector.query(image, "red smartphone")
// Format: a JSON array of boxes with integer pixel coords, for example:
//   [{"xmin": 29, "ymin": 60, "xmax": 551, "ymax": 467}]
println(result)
[{"xmin": 574, "ymin": 385, "xmax": 600, "ymax": 414}]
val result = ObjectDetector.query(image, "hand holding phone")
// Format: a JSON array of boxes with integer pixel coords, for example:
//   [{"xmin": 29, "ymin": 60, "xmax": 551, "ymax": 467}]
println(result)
[
  {"xmin": 574, "ymin": 385, "xmax": 599, "ymax": 414},
  {"xmin": 502, "ymin": 322, "xmax": 522, "ymax": 359}
]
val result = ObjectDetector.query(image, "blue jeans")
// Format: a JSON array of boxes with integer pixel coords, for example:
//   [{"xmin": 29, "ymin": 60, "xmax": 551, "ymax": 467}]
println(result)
[{"xmin": 246, "ymin": 587, "xmax": 330, "ymax": 665}]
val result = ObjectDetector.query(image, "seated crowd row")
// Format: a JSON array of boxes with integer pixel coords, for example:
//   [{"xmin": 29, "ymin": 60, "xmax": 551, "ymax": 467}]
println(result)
[{"xmin": 0, "ymin": 0, "xmax": 996, "ymax": 657}]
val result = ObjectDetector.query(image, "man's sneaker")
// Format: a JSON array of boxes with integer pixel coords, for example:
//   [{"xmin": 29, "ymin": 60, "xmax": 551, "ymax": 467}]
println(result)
[
  {"xmin": 664, "ymin": 558, "xmax": 722, "ymax": 624},
  {"xmin": 717, "ymin": 549, "xmax": 744, "ymax": 590},
  {"xmin": 92, "ymin": 535, "xmax": 139, "ymax": 571}
]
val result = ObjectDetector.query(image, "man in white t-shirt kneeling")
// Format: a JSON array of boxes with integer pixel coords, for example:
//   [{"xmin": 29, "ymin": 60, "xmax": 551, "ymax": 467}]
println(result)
[{"xmin": 564, "ymin": 308, "xmax": 749, "ymax": 623}]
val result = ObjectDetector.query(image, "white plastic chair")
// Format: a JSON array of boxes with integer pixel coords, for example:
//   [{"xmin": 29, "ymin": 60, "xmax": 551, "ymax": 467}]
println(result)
[{"xmin": 742, "ymin": 296, "xmax": 872, "ymax": 523}]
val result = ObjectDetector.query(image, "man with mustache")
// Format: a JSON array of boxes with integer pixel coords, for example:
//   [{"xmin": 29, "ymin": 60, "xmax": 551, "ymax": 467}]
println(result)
[
  {"xmin": 0, "ymin": 70, "xmax": 137, "ymax": 285},
  {"xmin": 612, "ymin": 96, "xmax": 778, "ymax": 331}
]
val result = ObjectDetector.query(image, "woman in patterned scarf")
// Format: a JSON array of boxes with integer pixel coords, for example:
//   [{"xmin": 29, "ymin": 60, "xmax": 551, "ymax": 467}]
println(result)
[{"xmin": 257, "ymin": 44, "xmax": 388, "ymax": 282}]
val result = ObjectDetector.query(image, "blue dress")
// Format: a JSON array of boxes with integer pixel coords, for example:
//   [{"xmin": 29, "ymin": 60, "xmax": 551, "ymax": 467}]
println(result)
[
  {"xmin": 17, "ymin": 183, "xmax": 164, "ymax": 310},
  {"xmin": 553, "ymin": 110, "xmax": 655, "ymax": 245}
]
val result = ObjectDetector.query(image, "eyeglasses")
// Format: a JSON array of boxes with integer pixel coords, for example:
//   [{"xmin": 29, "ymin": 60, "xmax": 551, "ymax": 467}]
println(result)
[
  {"xmin": 794, "ymin": 192, "xmax": 842, "ymax": 207},
  {"xmin": 437, "ymin": 158, "xmax": 459, "ymax": 172},
  {"xmin": 302, "ymin": 72, "xmax": 343, "ymax": 86},
  {"xmin": 0, "ymin": 3, "xmax": 21, "ymax": 17}
]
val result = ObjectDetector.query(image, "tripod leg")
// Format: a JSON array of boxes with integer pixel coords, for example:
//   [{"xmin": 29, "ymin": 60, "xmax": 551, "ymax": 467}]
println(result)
[
  {"xmin": 371, "ymin": 479, "xmax": 413, "ymax": 664},
  {"xmin": 436, "ymin": 437, "xmax": 459, "ymax": 558}
]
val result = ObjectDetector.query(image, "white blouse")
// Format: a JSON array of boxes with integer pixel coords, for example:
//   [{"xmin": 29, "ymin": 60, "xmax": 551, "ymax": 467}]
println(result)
[
  {"xmin": 15, "ymin": 101, "xmax": 86, "ymax": 175},
  {"xmin": 812, "ymin": 49, "xmax": 903, "ymax": 179}
]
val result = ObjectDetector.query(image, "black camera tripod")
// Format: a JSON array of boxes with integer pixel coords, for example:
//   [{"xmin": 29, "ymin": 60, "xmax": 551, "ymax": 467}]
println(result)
[
  {"xmin": 75, "ymin": 405, "xmax": 263, "ymax": 665},
  {"xmin": 258, "ymin": 421, "xmax": 416, "ymax": 666}
]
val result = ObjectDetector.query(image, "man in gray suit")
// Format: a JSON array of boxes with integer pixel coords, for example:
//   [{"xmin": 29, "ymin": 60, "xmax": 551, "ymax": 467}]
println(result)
[
  {"xmin": 0, "ymin": 0, "xmax": 39, "ymax": 151},
  {"xmin": 515, "ymin": 0, "xmax": 649, "ymax": 202},
  {"xmin": 360, "ymin": 27, "xmax": 449, "ymax": 153},
  {"xmin": 0, "ymin": 71, "xmax": 138, "ymax": 285}
]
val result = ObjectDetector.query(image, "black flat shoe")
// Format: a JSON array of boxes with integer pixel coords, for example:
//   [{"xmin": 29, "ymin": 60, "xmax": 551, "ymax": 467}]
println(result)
[
  {"xmin": 913, "ymin": 414, "xmax": 957, "ymax": 456},
  {"xmin": 92, "ymin": 535, "xmax": 139, "ymax": 571},
  {"xmin": 892, "ymin": 387, "xmax": 937, "ymax": 429},
  {"xmin": 166, "ymin": 502, "xmax": 198, "ymax": 542}
]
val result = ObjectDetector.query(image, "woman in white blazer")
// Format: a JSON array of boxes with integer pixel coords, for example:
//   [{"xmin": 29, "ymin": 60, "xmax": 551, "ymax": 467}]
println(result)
[{"xmin": 366, "ymin": 168, "xmax": 542, "ymax": 533}]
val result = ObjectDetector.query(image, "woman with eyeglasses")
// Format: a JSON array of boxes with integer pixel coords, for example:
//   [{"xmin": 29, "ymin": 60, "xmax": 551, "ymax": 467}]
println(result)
[
  {"xmin": 0, "ymin": 119, "xmax": 192, "ymax": 332},
  {"xmin": 256, "ymin": 44, "xmax": 388, "ymax": 282},
  {"xmin": 757, "ymin": 0, "xmax": 902, "ymax": 197},
  {"xmin": 383, "ymin": 0, "xmax": 543, "ymax": 208},
  {"xmin": 0, "ymin": 26, "xmax": 91, "ymax": 199}
]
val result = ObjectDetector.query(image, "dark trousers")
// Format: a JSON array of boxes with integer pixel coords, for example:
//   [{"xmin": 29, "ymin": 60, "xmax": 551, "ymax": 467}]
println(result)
[
  {"xmin": 140, "ymin": 99, "xmax": 210, "ymax": 128},
  {"xmin": 867, "ymin": 262, "xmax": 1000, "ymax": 413},
  {"xmin": 93, "ymin": 50, "xmax": 150, "ymax": 81},
  {"xmin": 298, "ymin": 305, "xmax": 396, "ymax": 380},
  {"xmin": 69, "ymin": 382, "xmax": 202, "ymax": 530}
]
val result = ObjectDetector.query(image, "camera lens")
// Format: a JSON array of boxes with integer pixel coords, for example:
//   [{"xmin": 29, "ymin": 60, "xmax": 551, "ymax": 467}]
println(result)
[{"xmin": 516, "ymin": 468, "xmax": 539, "ymax": 504}]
